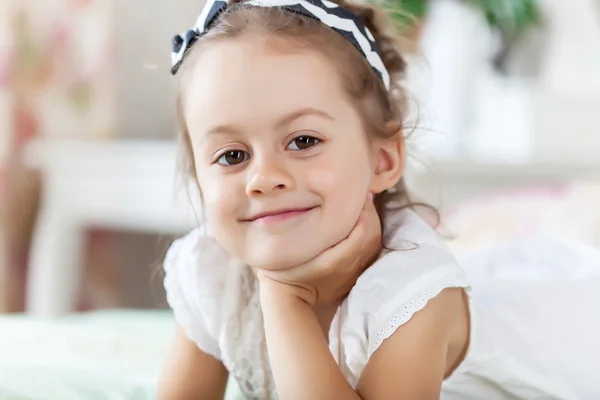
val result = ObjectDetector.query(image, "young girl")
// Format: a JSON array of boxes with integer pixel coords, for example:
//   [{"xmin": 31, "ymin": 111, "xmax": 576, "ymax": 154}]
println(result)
[{"xmin": 158, "ymin": 0, "xmax": 600, "ymax": 398}]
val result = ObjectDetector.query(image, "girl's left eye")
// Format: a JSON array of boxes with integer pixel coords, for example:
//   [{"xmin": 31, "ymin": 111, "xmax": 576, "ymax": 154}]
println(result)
[{"xmin": 287, "ymin": 135, "xmax": 320, "ymax": 151}]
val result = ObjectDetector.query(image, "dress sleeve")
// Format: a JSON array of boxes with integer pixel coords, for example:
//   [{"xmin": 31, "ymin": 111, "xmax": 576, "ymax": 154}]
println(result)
[
  {"xmin": 163, "ymin": 229, "xmax": 230, "ymax": 361},
  {"xmin": 347, "ymin": 239, "xmax": 471, "ymax": 359}
]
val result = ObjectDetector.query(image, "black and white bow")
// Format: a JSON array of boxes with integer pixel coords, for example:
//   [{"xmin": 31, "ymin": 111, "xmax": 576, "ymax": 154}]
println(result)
[{"xmin": 170, "ymin": 0, "xmax": 391, "ymax": 90}]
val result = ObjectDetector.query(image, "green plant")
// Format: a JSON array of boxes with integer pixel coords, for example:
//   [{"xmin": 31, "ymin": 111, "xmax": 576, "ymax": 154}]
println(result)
[
  {"xmin": 474, "ymin": 0, "xmax": 543, "ymax": 71},
  {"xmin": 384, "ymin": 0, "xmax": 541, "ymax": 38},
  {"xmin": 381, "ymin": 0, "xmax": 428, "ymax": 28},
  {"xmin": 382, "ymin": 0, "xmax": 542, "ymax": 71},
  {"xmin": 472, "ymin": 0, "xmax": 542, "ymax": 38}
]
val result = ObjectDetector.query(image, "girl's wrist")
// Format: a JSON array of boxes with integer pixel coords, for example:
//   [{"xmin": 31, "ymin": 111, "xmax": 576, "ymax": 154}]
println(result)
[{"xmin": 257, "ymin": 273, "xmax": 316, "ymax": 306}]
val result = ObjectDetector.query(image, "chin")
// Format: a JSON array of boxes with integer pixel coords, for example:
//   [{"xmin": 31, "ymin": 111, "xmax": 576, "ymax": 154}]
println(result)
[
  {"xmin": 250, "ymin": 252, "xmax": 311, "ymax": 271},
  {"xmin": 248, "ymin": 242, "xmax": 328, "ymax": 271},
  {"xmin": 241, "ymin": 216, "xmax": 359, "ymax": 270}
]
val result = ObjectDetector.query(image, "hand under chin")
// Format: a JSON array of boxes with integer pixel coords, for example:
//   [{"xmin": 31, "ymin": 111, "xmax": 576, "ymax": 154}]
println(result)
[{"xmin": 247, "ymin": 230, "xmax": 353, "ymax": 272}]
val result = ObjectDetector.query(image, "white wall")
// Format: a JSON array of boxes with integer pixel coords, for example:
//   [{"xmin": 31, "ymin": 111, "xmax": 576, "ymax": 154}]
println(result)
[
  {"xmin": 114, "ymin": 0, "xmax": 203, "ymax": 138},
  {"xmin": 538, "ymin": 0, "xmax": 600, "ymax": 91}
]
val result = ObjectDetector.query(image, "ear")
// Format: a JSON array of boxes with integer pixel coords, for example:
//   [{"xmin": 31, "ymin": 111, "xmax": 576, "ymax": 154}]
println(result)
[{"xmin": 369, "ymin": 121, "xmax": 405, "ymax": 194}]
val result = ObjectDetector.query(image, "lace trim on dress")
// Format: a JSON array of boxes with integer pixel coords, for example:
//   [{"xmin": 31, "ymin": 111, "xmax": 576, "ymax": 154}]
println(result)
[{"xmin": 373, "ymin": 274, "xmax": 470, "ymax": 352}]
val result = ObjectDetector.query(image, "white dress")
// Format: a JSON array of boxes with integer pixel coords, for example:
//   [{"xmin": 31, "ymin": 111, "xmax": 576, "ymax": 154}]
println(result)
[{"xmin": 164, "ymin": 209, "xmax": 600, "ymax": 400}]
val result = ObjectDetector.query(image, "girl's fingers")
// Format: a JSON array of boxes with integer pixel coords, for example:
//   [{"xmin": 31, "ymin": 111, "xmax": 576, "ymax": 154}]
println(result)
[
  {"xmin": 318, "ymin": 192, "xmax": 379, "ymax": 264},
  {"xmin": 266, "ymin": 192, "xmax": 380, "ymax": 280}
]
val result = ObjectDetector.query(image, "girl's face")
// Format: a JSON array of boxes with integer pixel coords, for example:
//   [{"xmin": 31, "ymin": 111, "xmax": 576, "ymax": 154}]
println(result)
[{"xmin": 183, "ymin": 36, "xmax": 379, "ymax": 270}]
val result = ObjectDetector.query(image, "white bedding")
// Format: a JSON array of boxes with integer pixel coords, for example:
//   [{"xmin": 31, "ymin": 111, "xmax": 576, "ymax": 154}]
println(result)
[{"xmin": 459, "ymin": 237, "xmax": 600, "ymax": 399}]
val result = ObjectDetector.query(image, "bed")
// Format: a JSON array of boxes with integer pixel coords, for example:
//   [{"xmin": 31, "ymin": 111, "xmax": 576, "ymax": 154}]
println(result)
[{"xmin": 0, "ymin": 310, "xmax": 244, "ymax": 400}]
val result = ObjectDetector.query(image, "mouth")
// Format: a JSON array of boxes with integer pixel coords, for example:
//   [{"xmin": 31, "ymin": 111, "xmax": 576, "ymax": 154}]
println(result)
[{"xmin": 243, "ymin": 206, "xmax": 318, "ymax": 223}]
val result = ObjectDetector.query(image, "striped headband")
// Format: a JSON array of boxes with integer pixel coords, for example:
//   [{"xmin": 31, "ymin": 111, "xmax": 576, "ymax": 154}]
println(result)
[{"xmin": 170, "ymin": 0, "xmax": 391, "ymax": 90}]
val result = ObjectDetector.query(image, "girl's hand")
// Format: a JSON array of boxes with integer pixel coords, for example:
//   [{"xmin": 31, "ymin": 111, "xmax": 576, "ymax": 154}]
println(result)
[{"xmin": 257, "ymin": 193, "xmax": 382, "ymax": 307}]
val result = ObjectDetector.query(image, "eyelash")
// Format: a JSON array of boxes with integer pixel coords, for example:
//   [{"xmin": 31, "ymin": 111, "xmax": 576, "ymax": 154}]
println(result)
[
  {"xmin": 287, "ymin": 135, "xmax": 320, "ymax": 151},
  {"xmin": 214, "ymin": 135, "xmax": 321, "ymax": 167}
]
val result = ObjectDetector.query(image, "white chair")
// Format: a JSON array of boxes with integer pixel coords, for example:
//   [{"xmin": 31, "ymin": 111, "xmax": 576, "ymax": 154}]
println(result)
[{"xmin": 24, "ymin": 139, "xmax": 198, "ymax": 316}]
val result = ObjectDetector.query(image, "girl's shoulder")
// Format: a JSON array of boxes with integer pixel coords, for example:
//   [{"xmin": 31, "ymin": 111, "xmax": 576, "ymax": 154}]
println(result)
[
  {"xmin": 341, "ymin": 209, "xmax": 470, "ymax": 360},
  {"xmin": 164, "ymin": 227, "xmax": 232, "ymax": 295},
  {"xmin": 163, "ymin": 227, "xmax": 237, "ymax": 361}
]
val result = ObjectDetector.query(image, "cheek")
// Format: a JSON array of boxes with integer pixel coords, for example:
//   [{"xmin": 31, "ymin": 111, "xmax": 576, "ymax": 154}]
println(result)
[
  {"xmin": 307, "ymin": 142, "xmax": 372, "ymax": 192},
  {"xmin": 306, "ymin": 144, "xmax": 372, "ymax": 230},
  {"xmin": 195, "ymin": 170, "xmax": 239, "ymax": 224},
  {"xmin": 200, "ymin": 180, "xmax": 241, "ymax": 254}
]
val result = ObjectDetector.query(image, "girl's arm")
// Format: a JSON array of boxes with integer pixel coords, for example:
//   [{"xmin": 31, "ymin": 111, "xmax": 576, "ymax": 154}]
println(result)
[
  {"xmin": 260, "ymin": 279, "xmax": 466, "ymax": 400},
  {"xmin": 158, "ymin": 324, "xmax": 229, "ymax": 400},
  {"xmin": 356, "ymin": 287, "xmax": 468, "ymax": 399},
  {"xmin": 260, "ymin": 280, "xmax": 359, "ymax": 399}
]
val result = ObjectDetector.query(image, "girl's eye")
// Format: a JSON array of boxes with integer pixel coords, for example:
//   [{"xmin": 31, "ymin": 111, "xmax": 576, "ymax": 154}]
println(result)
[
  {"xmin": 287, "ymin": 136, "xmax": 320, "ymax": 151},
  {"xmin": 217, "ymin": 150, "xmax": 249, "ymax": 166}
]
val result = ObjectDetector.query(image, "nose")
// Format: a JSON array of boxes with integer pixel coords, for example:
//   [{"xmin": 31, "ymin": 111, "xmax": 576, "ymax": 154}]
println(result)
[{"xmin": 245, "ymin": 153, "xmax": 295, "ymax": 197}]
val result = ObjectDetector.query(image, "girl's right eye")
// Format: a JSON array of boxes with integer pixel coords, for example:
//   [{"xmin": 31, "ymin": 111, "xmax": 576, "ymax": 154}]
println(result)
[{"xmin": 216, "ymin": 150, "xmax": 250, "ymax": 166}]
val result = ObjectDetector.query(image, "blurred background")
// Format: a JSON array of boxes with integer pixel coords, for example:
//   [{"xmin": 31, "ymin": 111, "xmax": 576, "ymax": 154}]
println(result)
[{"xmin": 0, "ymin": 0, "xmax": 599, "ymax": 398}]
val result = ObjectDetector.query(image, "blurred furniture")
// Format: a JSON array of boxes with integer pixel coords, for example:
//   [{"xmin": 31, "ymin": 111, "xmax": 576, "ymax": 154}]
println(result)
[
  {"xmin": 24, "ymin": 140, "xmax": 197, "ymax": 316},
  {"xmin": 440, "ymin": 177, "xmax": 600, "ymax": 255},
  {"xmin": 0, "ymin": 230, "xmax": 5, "ymax": 312},
  {"xmin": 1, "ymin": 166, "xmax": 42, "ymax": 313},
  {"xmin": 25, "ymin": 139, "xmax": 600, "ymax": 317},
  {"xmin": 408, "ymin": 159, "xmax": 600, "ymax": 208}
]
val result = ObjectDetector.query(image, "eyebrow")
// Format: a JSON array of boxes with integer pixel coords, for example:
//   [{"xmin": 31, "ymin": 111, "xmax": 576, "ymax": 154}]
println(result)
[
  {"xmin": 275, "ymin": 107, "xmax": 334, "ymax": 129},
  {"xmin": 206, "ymin": 124, "xmax": 241, "ymax": 136},
  {"xmin": 205, "ymin": 107, "xmax": 334, "ymax": 136}
]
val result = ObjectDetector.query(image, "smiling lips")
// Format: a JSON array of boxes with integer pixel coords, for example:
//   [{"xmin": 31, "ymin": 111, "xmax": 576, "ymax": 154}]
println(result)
[{"xmin": 244, "ymin": 206, "xmax": 317, "ymax": 223}]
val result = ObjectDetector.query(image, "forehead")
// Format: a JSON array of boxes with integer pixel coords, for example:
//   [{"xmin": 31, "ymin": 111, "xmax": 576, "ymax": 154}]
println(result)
[{"xmin": 182, "ymin": 35, "xmax": 351, "ymax": 132}]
